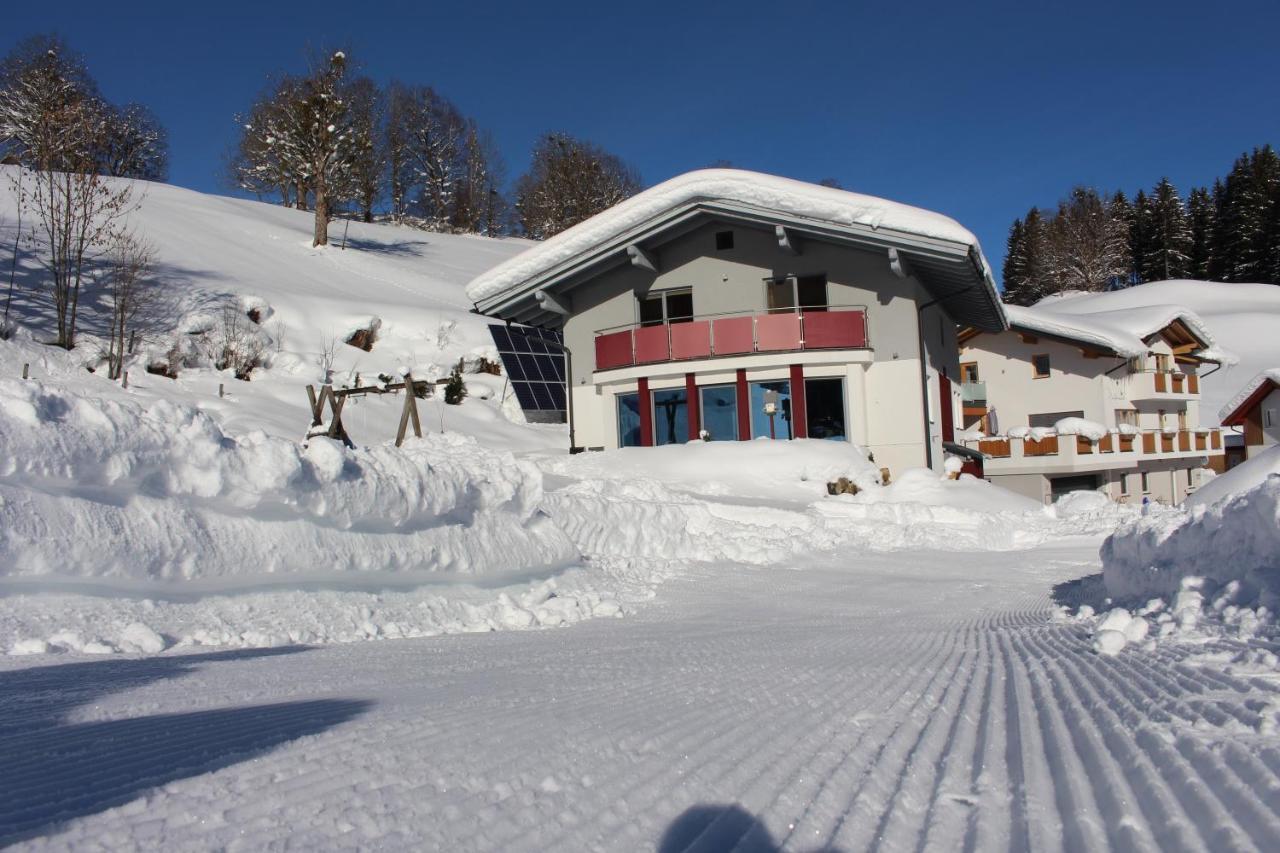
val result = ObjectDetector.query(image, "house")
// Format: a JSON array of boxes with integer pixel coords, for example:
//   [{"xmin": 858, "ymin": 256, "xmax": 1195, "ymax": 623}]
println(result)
[
  {"xmin": 466, "ymin": 169, "xmax": 1007, "ymax": 475},
  {"xmin": 957, "ymin": 294, "xmax": 1231, "ymax": 504},
  {"xmin": 1218, "ymin": 368, "xmax": 1280, "ymax": 464}
]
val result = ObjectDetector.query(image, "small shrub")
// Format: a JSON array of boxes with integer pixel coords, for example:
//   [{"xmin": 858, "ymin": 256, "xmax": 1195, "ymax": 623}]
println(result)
[{"xmin": 443, "ymin": 368, "xmax": 467, "ymax": 405}]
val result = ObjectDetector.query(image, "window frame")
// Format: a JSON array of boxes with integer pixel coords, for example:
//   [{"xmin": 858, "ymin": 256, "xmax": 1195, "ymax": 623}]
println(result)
[
  {"xmin": 637, "ymin": 287, "xmax": 694, "ymax": 327},
  {"xmin": 698, "ymin": 383, "xmax": 738, "ymax": 441},
  {"xmin": 764, "ymin": 274, "xmax": 829, "ymax": 313},
  {"xmin": 1032, "ymin": 353, "xmax": 1051, "ymax": 379}
]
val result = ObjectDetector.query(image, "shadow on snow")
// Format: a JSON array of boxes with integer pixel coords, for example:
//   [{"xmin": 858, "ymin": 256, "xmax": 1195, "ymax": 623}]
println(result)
[
  {"xmin": 0, "ymin": 646, "xmax": 371, "ymax": 844},
  {"xmin": 660, "ymin": 804, "xmax": 846, "ymax": 853}
]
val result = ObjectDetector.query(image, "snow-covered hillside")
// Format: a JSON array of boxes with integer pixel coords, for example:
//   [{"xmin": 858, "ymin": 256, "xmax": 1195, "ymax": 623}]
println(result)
[{"xmin": 1036, "ymin": 280, "xmax": 1280, "ymax": 423}]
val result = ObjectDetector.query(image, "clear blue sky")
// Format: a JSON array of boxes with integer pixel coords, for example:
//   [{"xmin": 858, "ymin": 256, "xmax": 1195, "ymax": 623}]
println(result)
[{"xmin": 6, "ymin": 1, "xmax": 1278, "ymax": 283}]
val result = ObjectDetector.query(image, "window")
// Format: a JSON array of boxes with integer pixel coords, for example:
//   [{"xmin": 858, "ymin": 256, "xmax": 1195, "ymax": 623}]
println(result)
[
  {"xmin": 1155, "ymin": 353, "xmax": 1172, "ymax": 373},
  {"xmin": 765, "ymin": 275, "xmax": 828, "ymax": 313},
  {"xmin": 699, "ymin": 385, "xmax": 738, "ymax": 440},
  {"xmin": 638, "ymin": 288, "xmax": 693, "ymax": 327},
  {"xmin": 1265, "ymin": 408, "xmax": 1275, "ymax": 429},
  {"xmin": 652, "ymin": 388, "xmax": 689, "ymax": 445},
  {"xmin": 1158, "ymin": 409, "xmax": 1166, "ymax": 430},
  {"xmin": 1032, "ymin": 354, "xmax": 1051, "ymax": 378},
  {"xmin": 1115, "ymin": 409, "xmax": 1139, "ymax": 428},
  {"xmin": 1120, "ymin": 472, "xmax": 1130, "ymax": 495},
  {"xmin": 805, "ymin": 378, "xmax": 847, "ymax": 440},
  {"xmin": 617, "ymin": 393, "xmax": 641, "ymax": 447},
  {"xmin": 1177, "ymin": 409, "xmax": 1187, "ymax": 430},
  {"xmin": 749, "ymin": 380, "xmax": 793, "ymax": 439},
  {"xmin": 1141, "ymin": 471, "xmax": 1150, "ymax": 493},
  {"xmin": 715, "ymin": 230, "xmax": 734, "ymax": 250},
  {"xmin": 960, "ymin": 362, "xmax": 979, "ymax": 383},
  {"xmin": 1029, "ymin": 410, "xmax": 1083, "ymax": 429}
]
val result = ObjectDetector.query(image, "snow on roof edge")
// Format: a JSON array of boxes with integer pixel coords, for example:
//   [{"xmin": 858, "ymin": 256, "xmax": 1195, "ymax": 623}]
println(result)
[
  {"xmin": 465, "ymin": 169, "xmax": 988, "ymax": 305},
  {"xmin": 1219, "ymin": 367, "xmax": 1280, "ymax": 423},
  {"xmin": 1002, "ymin": 302, "xmax": 1235, "ymax": 364}
]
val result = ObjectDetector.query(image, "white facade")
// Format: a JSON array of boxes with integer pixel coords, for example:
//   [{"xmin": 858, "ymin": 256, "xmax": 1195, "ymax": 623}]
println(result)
[{"xmin": 960, "ymin": 319, "xmax": 1224, "ymax": 505}]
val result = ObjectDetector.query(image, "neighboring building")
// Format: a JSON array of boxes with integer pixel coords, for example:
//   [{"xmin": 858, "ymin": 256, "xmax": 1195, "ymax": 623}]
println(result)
[
  {"xmin": 958, "ymin": 296, "xmax": 1230, "ymax": 504},
  {"xmin": 466, "ymin": 169, "xmax": 1007, "ymax": 475},
  {"xmin": 1218, "ymin": 368, "xmax": 1280, "ymax": 463}
]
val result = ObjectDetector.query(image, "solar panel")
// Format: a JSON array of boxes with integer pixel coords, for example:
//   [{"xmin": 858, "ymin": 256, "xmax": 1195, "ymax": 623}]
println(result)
[{"xmin": 488, "ymin": 324, "xmax": 568, "ymax": 422}]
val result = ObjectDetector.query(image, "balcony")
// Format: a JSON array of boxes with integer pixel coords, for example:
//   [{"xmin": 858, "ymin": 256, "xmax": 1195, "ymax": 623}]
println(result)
[
  {"xmin": 961, "ymin": 381, "xmax": 987, "ymax": 405},
  {"xmin": 968, "ymin": 428, "xmax": 1222, "ymax": 473},
  {"xmin": 1128, "ymin": 370, "xmax": 1199, "ymax": 401},
  {"xmin": 594, "ymin": 306, "xmax": 868, "ymax": 372}
]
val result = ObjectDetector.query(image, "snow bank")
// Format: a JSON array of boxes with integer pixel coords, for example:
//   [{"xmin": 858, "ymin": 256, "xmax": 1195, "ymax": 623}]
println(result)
[
  {"xmin": 466, "ymin": 168, "xmax": 994, "ymax": 304},
  {"xmin": 1053, "ymin": 417, "xmax": 1107, "ymax": 441},
  {"xmin": 1187, "ymin": 445, "xmax": 1280, "ymax": 509},
  {"xmin": 536, "ymin": 438, "xmax": 880, "ymax": 503},
  {"xmin": 0, "ymin": 378, "xmax": 577, "ymax": 580},
  {"xmin": 1102, "ymin": 475, "xmax": 1280, "ymax": 606}
]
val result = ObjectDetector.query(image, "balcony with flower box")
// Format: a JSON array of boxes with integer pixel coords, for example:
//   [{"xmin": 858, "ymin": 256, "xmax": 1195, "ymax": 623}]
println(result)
[{"xmin": 593, "ymin": 306, "xmax": 869, "ymax": 372}]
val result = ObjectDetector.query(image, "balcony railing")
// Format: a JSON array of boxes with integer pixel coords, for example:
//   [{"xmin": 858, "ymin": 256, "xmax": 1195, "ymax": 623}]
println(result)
[
  {"xmin": 594, "ymin": 306, "xmax": 868, "ymax": 372},
  {"xmin": 968, "ymin": 428, "xmax": 1222, "ymax": 467},
  {"xmin": 961, "ymin": 381, "xmax": 987, "ymax": 404},
  {"xmin": 1130, "ymin": 370, "xmax": 1199, "ymax": 400}
]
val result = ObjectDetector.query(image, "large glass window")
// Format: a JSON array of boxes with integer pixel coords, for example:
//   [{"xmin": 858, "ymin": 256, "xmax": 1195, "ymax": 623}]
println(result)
[
  {"xmin": 805, "ymin": 378, "xmax": 847, "ymax": 440},
  {"xmin": 617, "ymin": 393, "xmax": 641, "ymax": 447},
  {"xmin": 699, "ymin": 385, "xmax": 738, "ymax": 441},
  {"xmin": 749, "ymin": 380, "xmax": 793, "ymax": 439},
  {"xmin": 766, "ymin": 275, "xmax": 828, "ymax": 312},
  {"xmin": 652, "ymin": 388, "xmax": 689, "ymax": 445}
]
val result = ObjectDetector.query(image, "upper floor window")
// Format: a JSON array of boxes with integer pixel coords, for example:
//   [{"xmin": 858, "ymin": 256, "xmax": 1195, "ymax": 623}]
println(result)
[
  {"xmin": 1155, "ymin": 353, "xmax": 1172, "ymax": 373},
  {"xmin": 638, "ymin": 288, "xmax": 693, "ymax": 327},
  {"xmin": 766, "ymin": 274, "xmax": 828, "ymax": 313},
  {"xmin": 960, "ymin": 362, "xmax": 979, "ymax": 383},
  {"xmin": 1032, "ymin": 354, "xmax": 1051, "ymax": 378},
  {"xmin": 715, "ymin": 230, "xmax": 734, "ymax": 251},
  {"xmin": 1115, "ymin": 409, "xmax": 1139, "ymax": 427}
]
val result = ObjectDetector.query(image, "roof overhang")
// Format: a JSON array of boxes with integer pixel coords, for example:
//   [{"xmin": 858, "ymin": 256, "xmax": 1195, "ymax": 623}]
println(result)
[
  {"xmin": 472, "ymin": 201, "xmax": 1007, "ymax": 332},
  {"xmin": 1221, "ymin": 377, "xmax": 1280, "ymax": 426}
]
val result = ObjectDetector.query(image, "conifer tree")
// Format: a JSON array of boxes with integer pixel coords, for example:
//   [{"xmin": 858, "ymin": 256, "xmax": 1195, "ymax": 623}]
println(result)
[
  {"xmin": 1128, "ymin": 189, "xmax": 1153, "ymax": 284},
  {"xmin": 1142, "ymin": 178, "xmax": 1192, "ymax": 282},
  {"xmin": 1186, "ymin": 186, "xmax": 1215, "ymax": 279},
  {"xmin": 1109, "ymin": 191, "xmax": 1135, "ymax": 286}
]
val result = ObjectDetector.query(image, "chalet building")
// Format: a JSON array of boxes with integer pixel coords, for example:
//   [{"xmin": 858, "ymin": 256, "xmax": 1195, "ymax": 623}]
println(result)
[
  {"xmin": 958, "ymin": 296, "xmax": 1230, "ymax": 504},
  {"xmin": 1218, "ymin": 368, "xmax": 1280, "ymax": 465},
  {"xmin": 466, "ymin": 170, "xmax": 1007, "ymax": 475}
]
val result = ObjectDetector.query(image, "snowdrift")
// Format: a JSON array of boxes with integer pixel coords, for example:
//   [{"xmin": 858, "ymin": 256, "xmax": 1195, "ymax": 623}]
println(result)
[
  {"xmin": 0, "ymin": 378, "xmax": 577, "ymax": 581},
  {"xmin": 1102, "ymin": 475, "xmax": 1280, "ymax": 606}
]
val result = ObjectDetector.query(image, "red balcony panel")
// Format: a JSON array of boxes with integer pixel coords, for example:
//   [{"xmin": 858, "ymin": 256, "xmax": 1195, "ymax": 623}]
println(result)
[
  {"xmin": 803, "ymin": 310, "xmax": 866, "ymax": 349},
  {"xmin": 634, "ymin": 324, "xmax": 670, "ymax": 364},
  {"xmin": 756, "ymin": 312, "xmax": 802, "ymax": 352},
  {"xmin": 712, "ymin": 316, "xmax": 754, "ymax": 355},
  {"xmin": 669, "ymin": 320, "xmax": 712, "ymax": 360},
  {"xmin": 595, "ymin": 330, "xmax": 633, "ymax": 371}
]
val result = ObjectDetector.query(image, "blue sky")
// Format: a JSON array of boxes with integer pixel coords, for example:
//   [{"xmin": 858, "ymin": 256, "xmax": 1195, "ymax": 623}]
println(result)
[{"xmin": 5, "ymin": 1, "xmax": 1278, "ymax": 283}]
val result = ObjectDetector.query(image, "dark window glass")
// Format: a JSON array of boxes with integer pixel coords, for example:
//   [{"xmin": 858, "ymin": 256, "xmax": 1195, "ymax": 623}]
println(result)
[
  {"xmin": 699, "ymin": 385, "xmax": 738, "ymax": 441},
  {"xmin": 1033, "ymin": 354, "xmax": 1051, "ymax": 377},
  {"xmin": 797, "ymin": 275, "xmax": 828, "ymax": 311},
  {"xmin": 618, "ymin": 393, "xmax": 642, "ymax": 447},
  {"xmin": 767, "ymin": 279, "xmax": 795, "ymax": 313},
  {"xmin": 749, "ymin": 380, "xmax": 792, "ymax": 439},
  {"xmin": 805, "ymin": 378, "xmax": 846, "ymax": 440},
  {"xmin": 715, "ymin": 230, "xmax": 734, "ymax": 250},
  {"xmin": 666, "ymin": 290, "xmax": 694, "ymax": 323},
  {"xmin": 652, "ymin": 388, "xmax": 689, "ymax": 445},
  {"xmin": 639, "ymin": 296, "xmax": 665, "ymax": 327}
]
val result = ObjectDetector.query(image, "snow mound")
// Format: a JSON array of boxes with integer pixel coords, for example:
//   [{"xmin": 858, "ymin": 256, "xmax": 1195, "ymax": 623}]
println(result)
[
  {"xmin": 466, "ymin": 168, "xmax": 993, "ymax": 304},
  {"xmin": 1053, "ymin": 417, "xmax": 1107, "ymax": 441},
  {"xmin": 1186, "ymin": 445, "xmax": 1280, "ymax": 509},
  {"xmin": 1102, "ymin": 475, "xmax": 1280, "ymax": 607},
  {"xmin": 537, "ymin": 438, "xmax": 880, "ymax": 503},
  {"xmin": 0, "ymin": 378, "xmax": 577, "ymax": 581}
]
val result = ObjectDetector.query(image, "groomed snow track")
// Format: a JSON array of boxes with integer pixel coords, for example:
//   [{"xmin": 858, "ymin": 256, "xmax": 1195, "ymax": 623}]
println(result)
[{"xmin": 2, "ymin": 549, "xmax": 1278, "ymax": 850}]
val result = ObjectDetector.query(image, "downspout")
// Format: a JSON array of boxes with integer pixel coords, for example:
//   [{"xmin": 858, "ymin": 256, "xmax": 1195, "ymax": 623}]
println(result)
[{"xmin": 914, "ymin": 285, "xmax": 977, "ymax": 470}]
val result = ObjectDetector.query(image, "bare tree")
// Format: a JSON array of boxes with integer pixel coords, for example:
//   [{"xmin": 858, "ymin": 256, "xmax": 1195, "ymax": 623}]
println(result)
[
  {"xmin": 230, "ymin": 78, "xmax": 301, "ymax": 207},
  {"xmin": 515, "ymin": 132, "xmax": 641, "ymax": 239},
  {"xmin": 16, "ymin": 100, "xmax": 136, "ymax": 349},
  {"xmin": 98, "ymin": 103, "xmax": 168, "ymax": 180},
  {"xmin": 383, "ymin": 82, "xmax": 413, "ymax": 222},
  {"xmin": 98, "ymin": 232, "xmax": 158, "ymax": 379},
  {"xmin": 1044, "ymin": 187, "xmax": 1129, "ymax": 292},
  {"xmin": 401, "ymin": 86, "xmax": 466, "ymax": 231},
  {"xmin": 343, "ymin": 77, "xmax": 382, "ymax": 222},
  {"xmin": 0, "ymin": 37, "xmax": 100, "ymax": 171},
  {"xmin": 453, "ymin": 121, "xmax": 506, "ymax": 234}
]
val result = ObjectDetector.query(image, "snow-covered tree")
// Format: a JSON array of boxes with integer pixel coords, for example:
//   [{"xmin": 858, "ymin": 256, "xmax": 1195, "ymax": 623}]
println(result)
[
  {"xmin": 1044, "ymin": 188, "xmax": 1129, "ymax": 293},
  {"xmin": 1210, "ymin": 146, "xmax": 1280, "ymax": 282},
  {"xmin": 515, "ymin": 133, "xmax": 640, "ymax": 240},
  {"xmin": 1186, "ymin": 186, "xmax": 1215, "ymax": 279},
  {"xmin": 452, "ymin": 122, "xmax": 506, "ymax": 234},
  {"xmin": 98, "ymin": 103, "xmax": 168, "ymax": 180},
  {"xmin": 0, "ymin": 36, "xmax": 101, "ymax": 171},
  {"xmin": 1001, "ymin": 208, "xmax": 1051, "ymax": 305},
  {"xmin": 342, "ymin": 76, "xmax": 382, "ymax": 223},
  {"xmin": 399, "ymin": 86, "xmax": 467, "ymax": 231}
]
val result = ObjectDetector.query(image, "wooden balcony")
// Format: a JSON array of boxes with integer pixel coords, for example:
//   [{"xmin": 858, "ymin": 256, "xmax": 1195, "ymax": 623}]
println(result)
[
  {"xmin": 1132, "ymin": 370, "xmax": 1198, "ymax": 401},
  {"xmin": 594, "ymin": 307, "xmax": 868, "ymax": 372},
  {"xmin": 966, "ymin": 427, "xmax": 1223, "ymax": 472}
]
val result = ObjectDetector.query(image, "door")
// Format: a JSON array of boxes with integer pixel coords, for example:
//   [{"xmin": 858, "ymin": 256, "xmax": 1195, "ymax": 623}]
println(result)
[{"xmin": 938, "ymin": 371, "xmax": 955, "ymax": 443}]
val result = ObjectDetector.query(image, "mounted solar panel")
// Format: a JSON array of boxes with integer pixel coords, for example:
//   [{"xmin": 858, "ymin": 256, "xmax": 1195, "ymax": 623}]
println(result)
[{"xmin": 488, "ymin": 324, "xmax": 568, "ymax": 424}]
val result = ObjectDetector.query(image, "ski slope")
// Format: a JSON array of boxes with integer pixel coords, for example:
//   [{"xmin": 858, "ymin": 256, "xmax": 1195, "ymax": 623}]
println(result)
[{"xmin": 2, "ymin": 545, "xmax": 1278, "ymax": 850}]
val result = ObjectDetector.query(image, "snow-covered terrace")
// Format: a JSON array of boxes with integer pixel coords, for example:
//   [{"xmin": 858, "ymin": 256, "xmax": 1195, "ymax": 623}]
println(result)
[{"xmin": 964, "ymin": 425, "xmax": 1223, "ymax": 475}]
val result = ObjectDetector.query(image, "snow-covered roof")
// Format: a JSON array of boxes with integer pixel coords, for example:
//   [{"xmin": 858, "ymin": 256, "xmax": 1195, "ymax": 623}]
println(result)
[
  {"xmin": 1001, "ymin": 299, "xmax": 1233, "ymax": 363},
  {"xmin": 1219, "ymin": 367, "xmax": 1280, "ymax": 424},
  {"xmin": 466, "ymin": 169, "xmax": 1006, "ymax": 330}
]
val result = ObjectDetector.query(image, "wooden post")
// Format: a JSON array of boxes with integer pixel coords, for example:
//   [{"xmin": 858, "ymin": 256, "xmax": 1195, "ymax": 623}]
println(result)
[
  {"xmin": 22, "ymin": 363, "xmax": 29, "ymax": 380},
  {"xmin": 219, "ymin": 383, "xmax": 225, "ymax": 399},
  {"xmin": 122, "ymin": 371, "xmax": 128, "ymax": 389},
  {"xmin": 306, "ymin": 385, "xmax": 322, "ymax": 426},
  {"xmin": 395, "ymin": 372, "xmax": 423, "ymax": 447},
  {"xmin": 128, "ymin": 330, "xmax": 137, "ymax": 354}
]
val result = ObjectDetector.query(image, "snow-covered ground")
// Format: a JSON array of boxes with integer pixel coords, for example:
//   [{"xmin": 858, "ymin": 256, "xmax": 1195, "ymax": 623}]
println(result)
[{"xmin": 1, "ymin": 177, "xmax": 1279, "ymax": 848}]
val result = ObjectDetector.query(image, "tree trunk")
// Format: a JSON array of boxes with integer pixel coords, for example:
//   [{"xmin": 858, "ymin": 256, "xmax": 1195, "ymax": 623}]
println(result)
[
  {"xmin": 313, "ymin": 182, "xmax": 329, "ymax": 247},
  {"xmin": 295, "ymin": 181, "xmax": 308, "ymax": 211}
]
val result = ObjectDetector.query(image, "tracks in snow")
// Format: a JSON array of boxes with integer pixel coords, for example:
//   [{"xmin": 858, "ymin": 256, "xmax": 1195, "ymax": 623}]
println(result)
[{"xmin": 2, "ymin": 554, "xmax": 1278, "ymax": 850}]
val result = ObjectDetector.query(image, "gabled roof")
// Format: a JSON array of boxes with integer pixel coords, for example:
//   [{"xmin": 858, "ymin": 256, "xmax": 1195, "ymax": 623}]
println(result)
[
  {"xmin": 978, "ymin": 300, "xmax": 1233, "ymax": 364},
  {"xmin": 466, "ymin": 169, "xmax": 1007, "ymax": 331},
  {"xmin": 1220, "ymin": 368, "xmax": 1280, "ymax": 425}
]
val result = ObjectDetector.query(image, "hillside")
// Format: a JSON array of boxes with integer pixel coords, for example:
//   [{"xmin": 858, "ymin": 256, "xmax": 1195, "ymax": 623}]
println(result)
[{"xmin": 1036, "ymin": 280, "xmax": 1280, "ymax": 423}]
